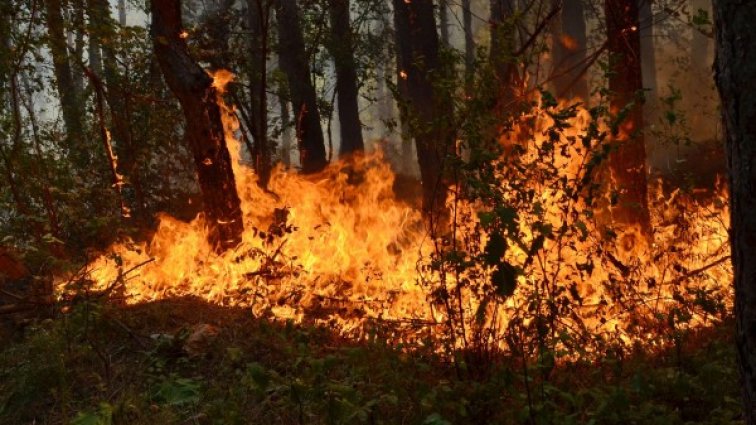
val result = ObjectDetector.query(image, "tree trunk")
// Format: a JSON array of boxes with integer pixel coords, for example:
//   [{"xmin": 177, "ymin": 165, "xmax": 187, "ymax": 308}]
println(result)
[
  {"xmin": 44, "ymin": 0, "xmax": 85, "ymax": 158},
  {"xmin": 329, "ymin": 0, "xmax": 364, "ymax": 157},
  {"xmin": 89, "ymin": 0, "xmax": 147, "ymax": 218},
  {"xmin": 389, "ymin": 19, "xmax": 414, "ymax": 174},
  {"xmin": 0, "ymin": 7, "xmax": 32, "ymax": 233},
  {"xmin": 246, "ymin": 0, "xmax": 273, "ymax": 186},
  {"xmin": 151, "ymin": 0, "xmax": 244, "ymax": 250},
  {"xmin": 394, "ymin": 0, "xmax": 453, "ymax": 217},
  {"xmin": 22, "ymin": 76, "xmax": 63, "ymax": 245},
  {"xmin": 375, "ymin": 54, "xmax": 395, "ymax": 140},
  {"xmin": 87, "ymin": 22, "xmax": 103, "ymax": 76},
  {"xmin": 279, "ymin": 91, "xmax": 293, "ymax": 166},
  {"xmin": 0, "ymin": 2, "xmax": 11, "ymax": 115},
  {"xmin": 439, "ymin": 0, "xmax": 450, "ymax": 46},
  {"xmin": 714, "ymin": 2, "xmax": 756, "ymax": 422},
  {"xmin": 551, "ymin": 0, "xmax": 588, "ymax": 100},
  {"xmin": 71, "ymin": 0, "xmax": 86, "ymax": 96},
  {"xmin": 637, "ymin": 0, "xmax": 659, "ymax": 166},
  {"xmin": 462, "ymin": 0, "xmax": 475, "ymax": 88},
  {"xmin": 489, "ymin": 0, "xmax": 518, "ymax": 108},
  {"xmin": 604, "ymin": 0, "xmax": 650, "ymax": 230},
  {"xmin": 276, "ymin": 0, "xmax": 327, "ymax": 173},
  {"xmin": 638, "ymin": 0, "xmax": 657, "ymax": 96},
  {"xmin": 691, "ymin": 0, "xmax": 712, "ymax": 84},
  {"xmin": 118, "ymin": 0, "xmax": 126, "ymax": 25}
]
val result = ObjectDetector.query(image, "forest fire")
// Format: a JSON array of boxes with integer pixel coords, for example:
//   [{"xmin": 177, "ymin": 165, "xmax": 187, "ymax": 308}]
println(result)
[
  {"xmin": 7, "ymin": 0, "xmax": 756, "ymax": 422},
  {"xmin": 69, "ymin": 72, "xmax": 731, "ymax": 354}
]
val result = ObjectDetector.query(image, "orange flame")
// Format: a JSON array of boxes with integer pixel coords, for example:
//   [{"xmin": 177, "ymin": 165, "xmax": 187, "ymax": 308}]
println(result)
[{"xmin": 70, "ymin": 72, "xmax": 732, "ymax": 352}]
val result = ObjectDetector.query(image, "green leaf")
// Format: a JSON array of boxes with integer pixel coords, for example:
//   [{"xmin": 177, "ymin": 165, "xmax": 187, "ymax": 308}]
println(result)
[
  {"xmin": 692, "ymin": 9, "xmax": 711, "ymax": 27},
  {"xmin": 246, "ymin": 362, "xmax": 271, "ymax": 390},
  {"xmin": 423, "ymin": 413, "xmax": 452, "ymax": 425},
  {"xmin": 70, "ymin": 403, "xmax": 112, "ymax": 425},
  {"xmin": 153, "ymin": 378, "xmax": 200, "ymax": 406},
  {"xmin": 477, "ymin": 211, "xmax": 495, "ymax": 227},
  {"xmin": 484, "ymin": 233, "xmax": 508, "ymax": 265},
  {"xmin": 491, "ymin": 262, "xmax": 517, "ymax": 298}
]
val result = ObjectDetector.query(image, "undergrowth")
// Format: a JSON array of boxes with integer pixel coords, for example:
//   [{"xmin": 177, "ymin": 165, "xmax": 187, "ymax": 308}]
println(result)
[{"xmin": 0, "ymin": 298, "xmax": 740, "ymax": 425}]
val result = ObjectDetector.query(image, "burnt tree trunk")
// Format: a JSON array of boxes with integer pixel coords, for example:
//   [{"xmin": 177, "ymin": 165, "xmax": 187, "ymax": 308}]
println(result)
[
  {"xmin": 276, "ymin": 0, "xmax": 327, "ymax": 173},
  {"xmin": 714, "ymin": 1, "xmax": 756, "ymax": 422},
  {"xmin": 552, "ymin": 0, "xmax": 588, "ymax": 100},
  {"xmin": 44, "ymin": 0, "xmax": 85, "ymax": 159},
  {"xmin": 328, "ymin": 0, "xmax": 364, "ymax": 157},
  {"xmin": 246, "ymin": 0, "xmax": 273, "ymax": 186},
  {"xmin": 604, "ymin": 0, "xmax": 650, "ymax": 230},
  {"xmin": 151, "ymin": 0, "xmax": 244, "ymax": 250},
  {"xmin": 394, "ymin": 0, "xmax": 453, "ymax": 217}
]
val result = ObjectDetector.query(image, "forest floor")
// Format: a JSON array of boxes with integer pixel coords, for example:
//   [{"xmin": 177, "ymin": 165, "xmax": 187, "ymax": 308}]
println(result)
[{"xmin": 0, "ymin": 297, "xmax": 743, "ymax": 425}]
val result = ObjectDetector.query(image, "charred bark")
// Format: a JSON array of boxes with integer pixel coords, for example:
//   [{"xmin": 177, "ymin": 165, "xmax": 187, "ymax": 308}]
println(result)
[
  {"xmin": 276, "ymin": 0, "xmax": 327, "ymax": 173},
  {"xmin": 151, "ymin": 0, "xmax": 244, "ymax": 250},
  {"xmin": 714, "ymin": 1, "xmax": 756, "ymax": 422},
  {"xmin": 604, "ymin": 0, "xmax": 650, "ymax": 230},
  {"xmin": 328, "ymin": 0, "xmax": 364, "ymax": 157},
  {"xmin": 394, "ymin": 0, "xmax": 453, "ymax": 217}
]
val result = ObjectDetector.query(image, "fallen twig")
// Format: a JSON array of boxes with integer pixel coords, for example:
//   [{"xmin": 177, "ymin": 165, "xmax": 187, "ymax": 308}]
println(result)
[
  {"xmin": 98, "ymin": 258, "xmax": 156, "ymax": 299},
  {"xmin": 0, "ymin": 289, "xmax": 24, "ymax": 300},
  {"xmin": 664, "ymin": 256, "xmax": 730, "ymax": 287},
  {"xmin": 0, "ymin": 303, "xmax": 37, "ymax": 314}
]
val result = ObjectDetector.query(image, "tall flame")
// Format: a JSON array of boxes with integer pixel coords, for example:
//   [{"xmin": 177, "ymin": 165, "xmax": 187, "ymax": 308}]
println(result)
[{"xmin": 73, "ymin": 71, "xmax": 731, "ymax": 351}]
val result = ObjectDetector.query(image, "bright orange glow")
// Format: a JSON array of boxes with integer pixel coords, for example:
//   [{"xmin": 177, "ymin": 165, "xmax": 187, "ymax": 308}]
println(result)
[
  {"xmin": 559, "ymin": 34, "xmax": 579, "ymax": 51},
  {"xmin": 68, "ymin": 72, "xmax": 732, "ymax": 353}
]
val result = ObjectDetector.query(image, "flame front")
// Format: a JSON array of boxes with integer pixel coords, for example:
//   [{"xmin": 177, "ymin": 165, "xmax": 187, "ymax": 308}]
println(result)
[{"xmin": 77, "ymin": 73, "xmax": 732, "ymax": 353}]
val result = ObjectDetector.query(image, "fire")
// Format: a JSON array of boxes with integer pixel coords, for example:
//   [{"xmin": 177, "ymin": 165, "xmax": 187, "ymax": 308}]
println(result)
[{"xmin": 69, "ymin": 72, "xmax": 732, "ymax": 354}]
